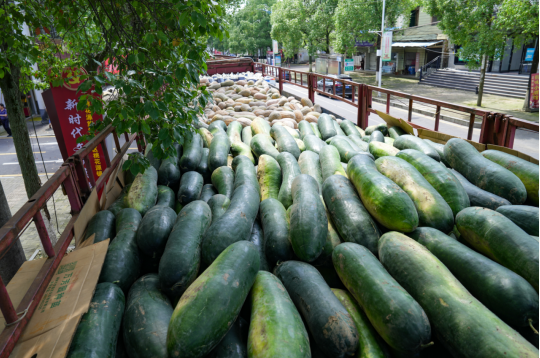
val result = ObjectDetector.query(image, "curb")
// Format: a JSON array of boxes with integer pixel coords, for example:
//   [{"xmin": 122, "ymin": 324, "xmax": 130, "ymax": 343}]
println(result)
[{"xmin": 0, "ymin": 117, "xmax": 54, "ymax": 137}]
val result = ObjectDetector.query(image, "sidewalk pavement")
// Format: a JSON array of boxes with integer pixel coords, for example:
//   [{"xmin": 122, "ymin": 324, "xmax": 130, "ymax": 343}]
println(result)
[
  {"xmin": 2, "ymin": 177, "xmax": 72, "ymax": 259},
  {"xmin": 1, "ymin": 117, "xmax": 70, "ymax": 259},
  {"xmin": 0, "ymin": 115, "xmax": 52, "ymax": 138}
]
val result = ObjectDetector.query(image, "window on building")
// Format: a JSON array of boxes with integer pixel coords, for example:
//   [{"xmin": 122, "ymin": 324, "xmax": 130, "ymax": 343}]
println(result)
[
  {"xmin": 409, "ymin": 8, "xmax": 419, "ymax": 27},
  {"xmin": 431, "ymin": 15, "xmax": 438, "ymax": 23}
]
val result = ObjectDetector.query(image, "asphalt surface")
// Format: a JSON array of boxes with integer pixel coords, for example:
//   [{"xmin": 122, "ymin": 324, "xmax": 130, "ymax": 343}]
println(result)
[
  {"xmin": 0, "ymin": 128, "xmax": 139, "ymax": 179},
  {"xmin": 281, "ymin": 83, "xmax": 539, "ymax": 159},
  {"xmin": 0, "ymin": 135, "xmax": 63, "ymax": 178}
]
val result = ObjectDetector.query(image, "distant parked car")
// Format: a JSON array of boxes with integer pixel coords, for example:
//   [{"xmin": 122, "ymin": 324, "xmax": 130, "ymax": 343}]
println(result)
[
  {"xmin": 317, "ymin": 74, "xmax": 354, "ymax": 98},
  {"xmin": 264, "ymin": 76, "xmax": 276, "ymax": 86}
]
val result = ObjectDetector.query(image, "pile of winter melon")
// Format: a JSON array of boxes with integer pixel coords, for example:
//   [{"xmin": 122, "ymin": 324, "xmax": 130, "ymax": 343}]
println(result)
[
  {"xmin": 201, "ymin": 75, "xmax": 332, "ymax": 130},
  {"xmin": 72, "ymin": 88, "xmax": 539, "ymax": 358}
]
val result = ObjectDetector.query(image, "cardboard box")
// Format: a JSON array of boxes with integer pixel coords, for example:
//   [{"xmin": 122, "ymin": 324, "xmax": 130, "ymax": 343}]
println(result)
[
  {"xmin": 2, "ymin": 240, "xmax": 109, "ymax": 358},
  {"xmin": 417, "ymin": 129, "xmax": 487, "ymax": 152},
  {"xmin": 75, "ymin": 156, "xmax": 126, "ymax": 248},
  {"xmin": 486, "ymin": 144, "xmax": 539, "ymax": 165},
  {"xmin": 375, "ymin": 110, "xmax": 415, "ymax": 135}
]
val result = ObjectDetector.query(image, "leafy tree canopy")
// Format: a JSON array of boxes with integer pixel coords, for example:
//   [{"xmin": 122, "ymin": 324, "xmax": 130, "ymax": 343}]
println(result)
[
  {"xmin": 270, "ymin": 0, "xmax": 337, "ymax": 59},
  {"xmin": 228, "ymin": 0, "xmax": 276, "ymax": 55},
  {"xmin": 1, "ymin": 0, "xmax": 227, "ymax": 175},
  {"xmin": 334, "ymin": 0, "xmax": 416, "ymax": 56}
]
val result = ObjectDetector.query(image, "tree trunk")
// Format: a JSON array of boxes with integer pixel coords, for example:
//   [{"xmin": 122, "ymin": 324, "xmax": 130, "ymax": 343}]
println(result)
[
  {"xmin": 523, "ymin": 44, "xmax": 539, "ymax": 111},
  {"xmin": 476, "ymin": 54, "xmax": 488, "ymax": 106},
  {"xmin": 326, "ymin": 31, "xmax": 330, "ymax": 54},
  {"xmin": 0, "ymin": 181, "xmax": 26, "ymax": 284},
  {"xmin": 0, "ymin": 64, "xmax": 43, "ymax": 201},
  {"xmin": 309, "ymin": 55, "xmax": 313, "ymax": 73}
]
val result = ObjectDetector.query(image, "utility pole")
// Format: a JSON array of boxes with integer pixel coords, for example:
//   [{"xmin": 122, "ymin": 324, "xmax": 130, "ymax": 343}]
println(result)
[
  {"xmin": 379, "ymin": 0, "xmax": 386, "ymax": 88},
  {"xmin": 377, "ymin": 0, "xmax": 386, "ymax": 96}
]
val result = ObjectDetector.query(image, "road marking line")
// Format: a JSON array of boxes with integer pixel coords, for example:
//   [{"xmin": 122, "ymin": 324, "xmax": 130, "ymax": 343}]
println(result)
[
  {"xmin": 0, "ymin": 136, "xmax": 56, "ymax": 139},
  {"xmin": 0, "ymin": 152, "xmax": 46, "ymax": 155},
  {"xmin": 0, "ymin": 173, "xmax": 49, "ymax": 177},
  {"xmin": 31, "ymin": 142, "xmax": 58, "ymax": 146},
  {"xmin": 3, "ymin": 159, "xmax": 63, "ymax": 165}
]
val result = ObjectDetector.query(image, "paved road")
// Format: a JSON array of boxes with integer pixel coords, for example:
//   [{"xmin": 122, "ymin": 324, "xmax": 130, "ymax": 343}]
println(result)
[
  {"xmin": 282, "ymin": 83, "xmax": 539, "ymax": 159},
  {"xmin": 0, "ymin": 129, "xmax": 139, "ymax": 179},
  {"xmin": 0, "ymin": 135, "xmax": 63, "ymax": 178}
]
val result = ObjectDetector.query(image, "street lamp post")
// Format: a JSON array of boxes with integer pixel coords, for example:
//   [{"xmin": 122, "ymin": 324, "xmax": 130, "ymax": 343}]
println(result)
[{"xmin": 378, "ymin": 0, "xmax": 386, "ymax": 91}]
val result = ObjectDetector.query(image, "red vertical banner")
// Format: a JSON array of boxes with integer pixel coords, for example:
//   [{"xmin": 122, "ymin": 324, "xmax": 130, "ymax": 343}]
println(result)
[
  {"xmin": 530, "ymin": 73, "xmax": 539, "ymax": 110},
  {"xmin": 49, "ymin": 68, "xmax": 107, "ymax": 188}
]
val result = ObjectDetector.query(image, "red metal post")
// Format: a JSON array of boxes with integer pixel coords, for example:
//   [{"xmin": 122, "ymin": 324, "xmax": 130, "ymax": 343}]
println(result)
[
  {"xmin": 0, "ymin": 278, "xmax": 18, "ymax": 324},
  {"xmin": 386, "ymin": 93, "xmax": 390, "ymax": 114},
  {"xmin": 33, "ymin": 211, "xmax": 55, "ymax": 257},
  {"xmin": 357, "ymin": 85, "xmax": 363, "ymax": 127},
  {"xmin": 467, "ymin": 113, "xmax": 475, "ymax": 140},
  {"xmin": 363, "ymin": 87, "xmax": 373, "ymax": 122},
  {"xmin": 308, "ymin": 73, "xmax": 315, "ymax": 104},
  {"xmin": 434, "ymin": 105, "xmax": 441, "ymax": 131},
  {"xmin": 113, "ymin": 132, "xmax": 121, "ymax": 152},
  {"xmin": 478, "ymin": 113, "xmax": 490, "ymax": 144},
  {"xmin": 408, "ymin": 99, "xmax": 413, "ymax": 122},
  {"xmin": 62, "ymin": 166, "xmax": 83, "ymax": 213},
  {"xmin": 100, "ymin": 140, "xmax": 111, "ymax": 168},
  {"xmin": 278, "ymin": 67, "xmax": 283, "ymax": 93},
  {"xmin": 505, "ymin": 123, "xmax": 517, "ymax": 149}
]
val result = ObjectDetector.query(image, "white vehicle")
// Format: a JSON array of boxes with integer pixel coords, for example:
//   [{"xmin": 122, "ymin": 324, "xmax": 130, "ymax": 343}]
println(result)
[{"xmin": 264, "ymin": 76, "xmax": 276, "ymax": 86}]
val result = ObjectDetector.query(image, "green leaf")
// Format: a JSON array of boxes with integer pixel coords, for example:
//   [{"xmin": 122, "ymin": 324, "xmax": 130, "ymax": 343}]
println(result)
[
  {"xmin": 156, "ymin": 101, "xmax": 168, "ymax": 112},
  {"xmin": 175, "ymin": 67, "xmax": 187, "ymax": 81},
  {"xmin": 144, "ymin": 33, "xmax": 155, "ymax": 44},
  {"xmin": 128, "ymin": 54, "xmax": 137, "ymax": 64},
  {"xmin": 141, "ymin": 120, "xmax": 151, "ymax": 134},
  {"xmin": 76, "ymin": 100, "xmax": 87, "ymax": 111},
  {"xmin": 164, "ymin": 93, "xmax": 174, "ymax": 103},
  {"xmin": 122, "ymin": 159, "xmax": 132, "ymax": 171},
  {"xmin": 77, "ymin": 80, "xmax": 93, "ymax": 93},
  {"xmin": 148, "ymin": 107, "xmax": 160, "ymax": 120},
  {"xmin": 157, "ymin": 31, "xmax": 168, "ymax": 42}
]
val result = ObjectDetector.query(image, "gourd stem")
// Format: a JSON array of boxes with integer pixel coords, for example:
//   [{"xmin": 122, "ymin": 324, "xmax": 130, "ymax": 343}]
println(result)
[{"xmin": 529, "ymin": 318, "xmax": 538, "ymax": 334}]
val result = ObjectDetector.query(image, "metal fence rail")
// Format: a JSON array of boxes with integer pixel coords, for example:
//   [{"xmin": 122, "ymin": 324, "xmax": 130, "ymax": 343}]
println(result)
[
  {"xmin": 0, "ymin": 126, "xmax": 141, "ymax": 357},
  {"xmin": 252, "ymin": 62, "xmax": 538, "ymax": 147}
]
